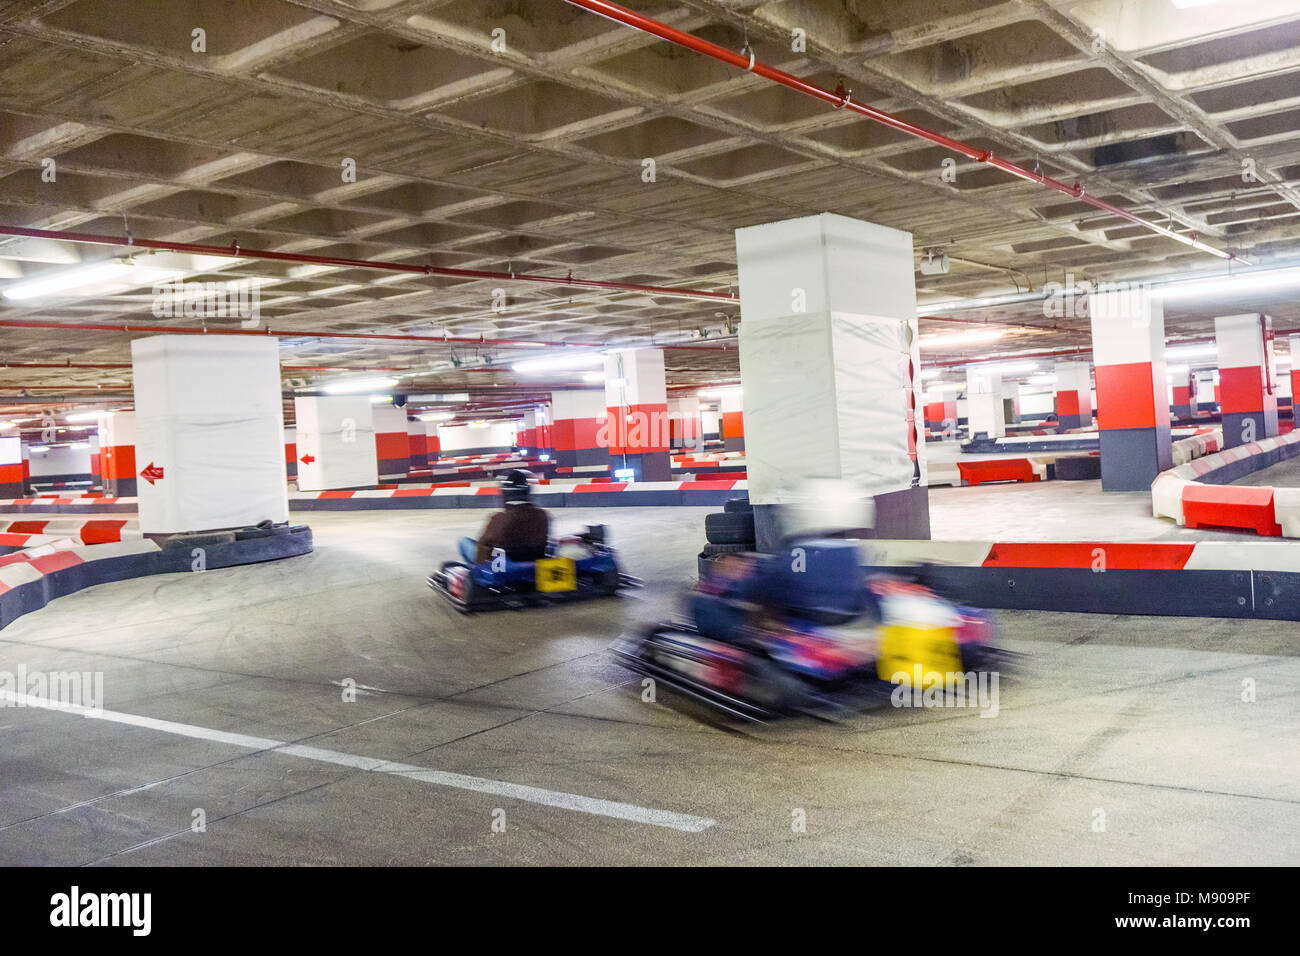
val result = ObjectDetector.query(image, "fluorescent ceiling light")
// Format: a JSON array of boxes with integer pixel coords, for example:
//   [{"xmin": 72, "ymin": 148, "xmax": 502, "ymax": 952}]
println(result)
[
  {"xmin": 1027, "ymin": 374, "xmax": 1057, "ymax": 386},
  {"xmin": 407, "ymin": 393, "xmax": 469, "ymax": 403},
  {"xmin": 698, "ymin": 386, "xmax": 742, "ymax": 398},
  {"xmin": 370, "ymin": 395, "xmax": 393, "ymax": 404},
  {"xmin": 2, "ymin": 259, "xmax": 180, "ymax": 300},
  {"xmin": 581, "ymin": 371, "xmax": 604, "ymax": 383},
  {"xmin": 1153, "ymin": 266, "xmax": 1300, "ymax": 301},
  {"xmin": 920, "ymin": 328, "xmax": 1006, "ymax": 349},
  {"xmin": 1165, "ymin": 344, "xmax": 1217, "ymax": 359},
  {"xmin": 467, "ymin": 420, "xmax": 491, "ymax": 429},
  {"xmin": 418, "ymin": 412, "xmax": 456, "ymax": 422},
  {"xmin": 927, "ymin": 382, "xmax": 964, "ymax": 392},
  {"xmin": 308, "ymin": 283, "xmax": 363, "ymax": 297},
  {"xmin": 977, "ymin": 361, "xmax": 1039, "ymax": 375},
  {"xmin": 321, "ymin": 377, "xmax": 398, "ymax": 394},
  {"xmin": 288, "ymin": 264, "xmax": 337, "ymax": 279},
  {"xmin": 512, "ymin": 352, "xmax": 606, "ymax": 374},
  {"xmin": 65, "ymin": 411, "xmax": 107, "ymax": 422}
]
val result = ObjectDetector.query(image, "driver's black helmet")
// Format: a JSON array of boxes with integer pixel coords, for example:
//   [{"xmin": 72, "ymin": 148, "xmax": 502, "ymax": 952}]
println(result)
[{"xmin": 500, "ymin": 468, "xmax": 534, "ymax": 504}]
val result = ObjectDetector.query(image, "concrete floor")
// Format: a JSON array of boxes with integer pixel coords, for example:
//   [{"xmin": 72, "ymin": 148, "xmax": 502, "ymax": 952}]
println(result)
[{"xmin": 1, "ymin": 507, "xmax": 1297, "ymax": 865}]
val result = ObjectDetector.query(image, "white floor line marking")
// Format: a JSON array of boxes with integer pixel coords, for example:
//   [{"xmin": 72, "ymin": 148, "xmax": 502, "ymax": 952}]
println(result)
[{"xmin": 0, "ymin": 690, "xmax": 716, "ymax": 833}]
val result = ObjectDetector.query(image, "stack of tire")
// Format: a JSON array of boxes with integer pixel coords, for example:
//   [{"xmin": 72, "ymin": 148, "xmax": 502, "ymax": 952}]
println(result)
[{"xmin": 702, "ymin": 497, "xmax": 755, "ymax": 556}]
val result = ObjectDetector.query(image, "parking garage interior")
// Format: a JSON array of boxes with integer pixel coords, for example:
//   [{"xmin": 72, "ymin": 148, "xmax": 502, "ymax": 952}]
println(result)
[{"xmin": 1, "ymin": 0, "xmax": 1298, "ymax": 886}]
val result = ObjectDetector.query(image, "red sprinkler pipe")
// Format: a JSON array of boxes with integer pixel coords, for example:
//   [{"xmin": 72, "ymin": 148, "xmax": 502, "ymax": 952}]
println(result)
[
  {"xmin": 563, "ymin": 0, "xmax": 1244, "ymax": 264},
  {"xmin": 0, "ymin": 225, "xmax": 736, "ymax": 302}
]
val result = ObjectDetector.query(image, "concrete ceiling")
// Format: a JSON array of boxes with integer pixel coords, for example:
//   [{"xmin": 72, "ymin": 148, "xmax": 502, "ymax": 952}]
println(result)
[{"xmin": 2, "ymin": 0, "xmax": 1300, "ymax": 409}]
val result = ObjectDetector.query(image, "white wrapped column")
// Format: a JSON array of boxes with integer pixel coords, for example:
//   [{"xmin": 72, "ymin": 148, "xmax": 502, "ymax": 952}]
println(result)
[
  {"xmin": 293, "ymin": 396, "xmax": 378, "ymax": 491},
  {"xmin": 735, "ymin": 213, "xmax": 928, "ymax": 544},
  {"xmin": 132, "ymin": 336, "xmax": 288, "ymax": 533}
]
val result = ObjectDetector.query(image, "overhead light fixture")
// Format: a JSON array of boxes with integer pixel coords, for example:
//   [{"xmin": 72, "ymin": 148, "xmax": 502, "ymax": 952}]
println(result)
[
  {"xmin": 407, "ymin": 393, "xmax": 470, "ymax": 403},
  {"xmin": 370, "ymin": 395, "xmax": 393, "ymax": 404},
  {"xmin": 976, "ymin": 360, "xmax": 1039, "ymax": 375},
  {"xmin": 417, "ymin": 412, "xmax": 456, "ymax": 422},
  {"xmin": 926, "ymin": 382, "xmax": 964, "ymax": 392},
  {"xmin": 2, "ymin": 259, "xmax": 181, "ymax": 300},
  {"xmin": 698, "ymin": 386, "xmax": 742, "ymax": 398},
  {"xmin": 511, "ymin": 352, "xmax": 606, "ymax": 374},
  {"xmin": 321, "ymin": 377, "xmax": 399, "ymax": 394},
  {"xmin": 1153, "ymin": 266, "xmax": 1300, "ymax": 302},
  {"xmin": 920, "ymin": 328, "xmax": 1006, "ymax": 349},
  {"xmin": 581, "ymin": 371, "xmax": 605, "ymax": 383},
  {"xmin": 308, "ymin": 283, "xmax": 363, "ymax": 297},
  {"xmin": 65, "ymin": 411, "xmax": 107, "ymax": 422},
  {"xmin": 1165, "ymin": 344, "xmax": 1217, "ymax": 359},
  {"xmin": 1027, "ymin": 374, "xmax": 1057, "ymax": 386},
  {"xmin": 467, "ymin": 420, "xmax": 491, "ymax": 429}
]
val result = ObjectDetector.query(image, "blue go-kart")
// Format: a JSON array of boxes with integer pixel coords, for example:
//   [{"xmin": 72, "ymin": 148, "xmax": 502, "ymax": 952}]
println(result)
[{"xmin": 427, "ymin": 524, "xmax": 641, "ymax": 613}]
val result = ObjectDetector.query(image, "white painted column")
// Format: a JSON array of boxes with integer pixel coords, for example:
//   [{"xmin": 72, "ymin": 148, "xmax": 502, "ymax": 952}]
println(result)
[{"xmin": 965, "ymin": 367, "xmax": 1005, "ymax": 439}]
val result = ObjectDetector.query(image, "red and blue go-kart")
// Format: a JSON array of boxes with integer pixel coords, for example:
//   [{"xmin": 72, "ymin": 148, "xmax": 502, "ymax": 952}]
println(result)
[
  {"xmin": 427, "ymin": 524, "xmax": 642, "ymax": 613},
  {"xmin": 613, "ymin": 539, "xmax": 1011, "ymax": 722}
]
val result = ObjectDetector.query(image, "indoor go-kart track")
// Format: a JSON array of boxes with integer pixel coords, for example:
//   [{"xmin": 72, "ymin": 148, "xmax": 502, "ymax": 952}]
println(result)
[{"xmin": 2, "ymin": 507, "xmax": 1297, "ymax": 867}]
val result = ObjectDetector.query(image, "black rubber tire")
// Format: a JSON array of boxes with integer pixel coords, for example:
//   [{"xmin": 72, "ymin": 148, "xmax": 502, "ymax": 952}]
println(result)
[
  {"xmin": 163, "ymin": 531, "xmax": 237, "ymax": 549},
  {"xmin": 705, "ymin": 510, "xmax": 755, "ymax": 545},
  {"xmin": 702, "ymin": 542, "xmax": 750, "ymax": 556},
  {"xmin": 723, "ymin": 497, "xmax": 753, "ymax": 514}
]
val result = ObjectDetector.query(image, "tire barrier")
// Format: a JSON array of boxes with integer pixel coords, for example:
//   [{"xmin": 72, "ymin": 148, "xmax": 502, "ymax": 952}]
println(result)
[
  {"xmin": 0, "ymin": 526, "xmax": 313, "ymax": 631},
  {"xmin": 1151, "ymin": 432, "xmax": 1300, "ymax": 536}
]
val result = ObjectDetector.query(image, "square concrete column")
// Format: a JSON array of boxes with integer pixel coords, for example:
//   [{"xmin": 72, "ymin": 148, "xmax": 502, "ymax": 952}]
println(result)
[
  {"xmin": 550, "ymin": 389, "xmax": 607, "ymax": 471},
  {"xmin": 718, "ymin": 388, "xmax": 745, "ymax": 452},
  {"xmin": 1090, "ymin": 290, "xmax": 1171, "ymax": 490},
  {"xmin": 1053, "ymin": 361, "xmax": 1092, "ymax": 431},
  {"xmin": 373, "ymin": 403, "xmax": 410, "ymax": 480},
  {"xmin": 735, "ymin": 213, "xmax": 928, "ymax": 547},
  {"xmin": 965, "ymin": 367, "xmax": 1005, "ymax": 439},
  {"xmin": 1288, "ymin": 334, "xmax": 1300, "ymax": 422},
  {"xmin": 284, "ymin": 426, "xmax": 297, "ymax": 481},
  {"xmin": 1193, "ymin": 369, "xmax": 1217, "ymax": 414},
  {"xmin": 1216, "ymin": 313, "xmax": 1279, "ymax": 447},
  {"xmin": 406, "ymin": 418, "xmax": 428, "ymax": 472},
  {"xmin": 132, "ymin": 336, "xmax": 289, "ymax": 533},
  {"xmin": 604, "ymin": 348, "xmax": 671, "ymax": 481},
  {"xmin": 0, "ymin": 435, "xmax": 20, "ymax": 498},
  {"xmin": 667, "ymin": 395, "xmax": 704, "ymax": 452},
  {"xmin": 294, "ymin": 396, "xmax": 378, "ymax": 492},
  {"xmin": 1219, "ymin": 313, "xmax": 1279, "ymax": 444},
  {"xmin": 1170, "ymin": 368, "xmax": 1194, "ymax": 420},
  {"xmin": 100, "ymin": 410, "xmax": 136, "ymax": 497}
]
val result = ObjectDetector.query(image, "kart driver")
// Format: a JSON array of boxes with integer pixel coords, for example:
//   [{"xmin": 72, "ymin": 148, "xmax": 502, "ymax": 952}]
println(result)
[{"xmin": 458, "ymin": 469, "xmax": 550, "ymax": 564}]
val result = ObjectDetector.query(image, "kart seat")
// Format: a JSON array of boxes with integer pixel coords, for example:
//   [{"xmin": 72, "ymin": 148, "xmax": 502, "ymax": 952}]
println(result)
[{"xmin": 760, "ymin": 538, "xmax": 865, "ymax": 623}]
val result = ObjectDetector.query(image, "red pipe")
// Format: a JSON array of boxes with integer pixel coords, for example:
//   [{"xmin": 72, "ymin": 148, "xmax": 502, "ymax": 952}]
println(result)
[
  {"xmin": 0, "ymin": 225, "xmax": 734, "ymax": 302},
  {"xmin": 563, "ymin": 0, "xmax": 1242, "ymax": 264}
]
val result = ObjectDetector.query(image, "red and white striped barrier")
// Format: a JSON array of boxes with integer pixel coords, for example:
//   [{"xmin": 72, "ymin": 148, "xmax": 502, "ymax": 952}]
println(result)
[
  {"xmin": 0, "ymin": 538, "xmax": 161, "ymax": 599},
  {"xmin": 1152, "ymin": 431, "xmax": 1300, "ymax": 536},
  {"xmin": 866, "ymin": 538, "xmax": 1300, "ymax": 572},
  {"xmin": 0, "ymin": 518, "xmax": 140, "ymax": 544}
]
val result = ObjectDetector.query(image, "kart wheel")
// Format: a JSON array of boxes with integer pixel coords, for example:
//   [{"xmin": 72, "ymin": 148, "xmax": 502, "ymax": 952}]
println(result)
[
  {"xmin": 723, "ymin": 497, "xmax": 753, "ymax": 514},
  {"xmin": 702, "ymin": 542, "xmax": 750, "ymax": 556}
]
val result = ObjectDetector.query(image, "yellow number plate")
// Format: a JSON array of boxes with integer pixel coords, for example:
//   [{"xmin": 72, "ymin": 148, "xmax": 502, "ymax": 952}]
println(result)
[
  {"xmin": 876, "ymin": 624, "xmax": 961, "ymax": 684},
  {"xmin": 535, "ymin": 557, "xmax": 577, "ymax": 592}
]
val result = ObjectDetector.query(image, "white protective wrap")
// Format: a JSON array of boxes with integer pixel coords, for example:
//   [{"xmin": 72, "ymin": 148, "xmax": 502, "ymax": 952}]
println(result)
[
  {"xmin": 739, "ymin": 310, "xmax": 917, "ymax": 505},
  {"xmin": 294, "ymin": 396, "xmax": 378, "ymax": 491},
  {"xmin": 132, "ymin": 336, "xmax": 289, "ymax": 533}
]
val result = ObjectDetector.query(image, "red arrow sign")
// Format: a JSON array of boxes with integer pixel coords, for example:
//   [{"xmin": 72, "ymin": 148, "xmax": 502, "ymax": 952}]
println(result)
[
  {"xmin": 140, "ymin": 462, "xmax": 165, "ymax": 485},
  {"xmin": 300, "ymin": 453, "xmax": 315, "ymax": 465}
]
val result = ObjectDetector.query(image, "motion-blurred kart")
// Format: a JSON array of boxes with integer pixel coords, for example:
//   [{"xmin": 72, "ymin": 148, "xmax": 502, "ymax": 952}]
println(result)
[
  {"xmin": 427, "ymin": 524, "xmax": 641, "ymax": 613},
  {"xmin": 613, "ymin": 538, "xmax": 1011, "ymax": 722}
]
